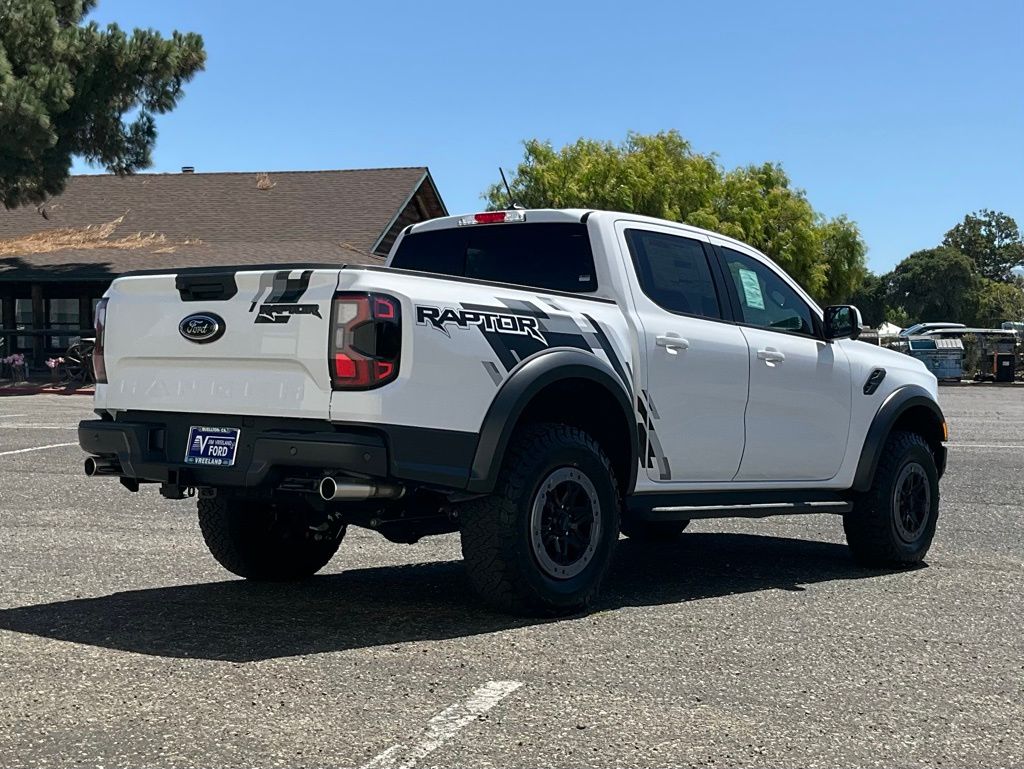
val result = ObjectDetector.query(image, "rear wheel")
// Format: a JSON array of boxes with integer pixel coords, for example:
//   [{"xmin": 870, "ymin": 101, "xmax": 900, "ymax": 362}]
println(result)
[
  {"xmin": 459, "ymin": 423, "xmax": 620, "ymax": 616},
  {"xmin": 197, "ymin": 496, "xmax": 344, "ymax": 580},
  {"xmin": 844, "ymin": 431, "xmax": 939, "ymax": 566},
  {"xmin": 621, "ymin": 518, "xmax": 690, "ymax": 542}
]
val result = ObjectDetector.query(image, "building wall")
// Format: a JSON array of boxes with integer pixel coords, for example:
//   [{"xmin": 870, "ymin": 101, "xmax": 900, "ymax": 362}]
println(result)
[{"xmin": 0, "ymin": 281, "xmax": 107, "ymax": 365}]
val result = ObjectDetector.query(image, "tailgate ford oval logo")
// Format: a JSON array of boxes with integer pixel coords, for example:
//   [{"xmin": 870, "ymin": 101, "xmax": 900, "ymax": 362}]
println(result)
[{"xmin": 179, "ymin": 313, "xmax": 226, "ymax": 343}]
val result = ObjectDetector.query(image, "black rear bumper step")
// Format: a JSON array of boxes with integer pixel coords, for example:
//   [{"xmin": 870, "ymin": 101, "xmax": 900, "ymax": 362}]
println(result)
[{"xmin": 78, "ymin": 418, "xmax": 387, "ymax": 489}]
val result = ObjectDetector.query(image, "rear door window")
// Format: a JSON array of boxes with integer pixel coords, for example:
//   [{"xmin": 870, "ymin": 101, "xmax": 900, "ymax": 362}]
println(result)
[
  {"xmin": 624, "ymin": 229, "xmax": 722, "ymax": 319},
  {"xmin": 390, "ymin": 223, "xmax": 597, "ymax": 293}
]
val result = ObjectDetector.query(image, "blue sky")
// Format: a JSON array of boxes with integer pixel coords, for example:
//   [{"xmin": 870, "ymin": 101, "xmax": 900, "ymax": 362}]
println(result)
[{"xmin": 72, "ymin": 0, "xmax": 1023, "ymax": 273}]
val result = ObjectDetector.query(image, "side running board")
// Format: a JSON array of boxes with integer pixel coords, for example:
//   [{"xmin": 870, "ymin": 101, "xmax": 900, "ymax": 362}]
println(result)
[{"xmin": 627, "ymin": 492, "xmax": 853, "ymax": 521}]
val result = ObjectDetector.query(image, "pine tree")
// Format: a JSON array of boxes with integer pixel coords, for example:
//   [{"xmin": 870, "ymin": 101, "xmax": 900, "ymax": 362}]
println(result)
[{"xmin": 0, "ymin": 0, "xmax": 205, "ymax": 208}]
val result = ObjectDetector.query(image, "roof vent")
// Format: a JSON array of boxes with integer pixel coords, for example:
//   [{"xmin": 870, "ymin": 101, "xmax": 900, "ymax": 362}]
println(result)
[{"xmin": 181, "ymin": 166, "xmax": 195, "ymax": 174}]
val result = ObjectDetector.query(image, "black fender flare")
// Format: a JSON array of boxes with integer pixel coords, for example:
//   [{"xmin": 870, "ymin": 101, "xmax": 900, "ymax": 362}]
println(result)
[
  {"xmin": 852, "ymin": 384, "xmax": 946, "ymax": 492},
  {"xmin": 466, "ymin": 349, "xmax": 638, "ymax": 494}
]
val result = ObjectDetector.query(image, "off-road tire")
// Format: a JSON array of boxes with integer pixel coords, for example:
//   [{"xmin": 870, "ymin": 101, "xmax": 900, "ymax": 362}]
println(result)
[
  {"xmin": 197, "ymin": 496, "xmax": 344, "ymax": 580},
  {"xmin": 459, "ymin": 423, "xmax": 620, "ymax": 616},
  {"xmin": 620, "ymin": 518, "xmax": 691, "ymax": 541},
  {"xmin": 844, "ymin": 430, "xmax": 939, "ymax": 566}
]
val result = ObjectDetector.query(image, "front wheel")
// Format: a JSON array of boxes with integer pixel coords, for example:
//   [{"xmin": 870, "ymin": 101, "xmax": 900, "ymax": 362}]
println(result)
[
  {"xmin": 198, "ymin": 496, "xmax": 344, "ymax": 580},
  {"xmin": 844, "ymin": 431, "xmax": 940, "ymax": 566},
  {"xmin": 459, "ymin": 423, "xmax": 620, "ymax": 616}
]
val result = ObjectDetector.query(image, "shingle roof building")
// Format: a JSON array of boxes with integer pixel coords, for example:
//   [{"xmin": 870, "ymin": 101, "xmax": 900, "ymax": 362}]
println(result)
[
  {"xmin": 0, "ymin": 167, "xmax": 446, "ymax": 364},
  {"xmin": 0, "ymin": 167, "xmax": 446, "ymax": 281}
]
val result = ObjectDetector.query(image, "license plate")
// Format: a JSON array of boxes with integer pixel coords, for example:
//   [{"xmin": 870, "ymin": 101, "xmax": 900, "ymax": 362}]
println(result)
[{"xmin": 184, "ymin": 426, "xmax": 240, "ymax": 467}]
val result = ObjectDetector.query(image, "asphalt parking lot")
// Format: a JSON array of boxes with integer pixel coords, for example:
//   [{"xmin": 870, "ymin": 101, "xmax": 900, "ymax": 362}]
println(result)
[{"xmin": 0, "ymin": 388, "xmax": 1021, "ymax": 768}]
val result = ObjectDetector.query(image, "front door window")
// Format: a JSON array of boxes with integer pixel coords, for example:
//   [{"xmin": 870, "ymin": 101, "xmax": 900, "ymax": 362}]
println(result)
[{"xmin": 720, "ymin": 247, "xmax": 815, "ymax": 336}]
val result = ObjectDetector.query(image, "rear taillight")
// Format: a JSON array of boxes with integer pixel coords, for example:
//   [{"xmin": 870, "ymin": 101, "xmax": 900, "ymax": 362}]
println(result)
[
  {"xmin": 329, "ymin": 292, "xmax": 401, "ymax": 390},
  {"xmin": 93, "ymin": 297, "xmax": 109, "ymax": 384}
]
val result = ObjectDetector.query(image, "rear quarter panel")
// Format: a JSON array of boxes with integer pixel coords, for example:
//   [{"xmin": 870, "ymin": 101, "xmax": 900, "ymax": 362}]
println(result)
[{"xmin": 329, "ymin": 269, "xmax": 635, "ymax": 434}]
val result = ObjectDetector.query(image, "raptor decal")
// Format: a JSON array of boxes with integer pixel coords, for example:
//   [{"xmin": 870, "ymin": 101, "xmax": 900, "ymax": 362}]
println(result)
[
  {"xmin": 416, "ymin": 301, "xmax": 638, "ymax": 431},
  {"xmin": 249, "ymin": 270, "xmax": 322, "ymax": 324},
  {"xmin": 416, "ymin": 305, "xmax": 547, "ymax": 344}
]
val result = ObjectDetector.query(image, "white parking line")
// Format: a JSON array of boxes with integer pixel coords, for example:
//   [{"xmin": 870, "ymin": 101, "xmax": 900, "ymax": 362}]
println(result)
[
  {"xmin": 947, "ymin": 443, "xmax": 1024, "ymax": 449},
  {"xmin": 0, "ymin": 424, "xmax": 76, "ymax": 430},
  {"xmin": 360, "ymin": 680, "xmax": 523, "ymax": 769},
  {"xmin": 0, "ymin": 413, "xmax": 28, "ymax": 419},
  {"xmin": 0, "ymin": 442, "xmax": 77, "ymax": 457}
]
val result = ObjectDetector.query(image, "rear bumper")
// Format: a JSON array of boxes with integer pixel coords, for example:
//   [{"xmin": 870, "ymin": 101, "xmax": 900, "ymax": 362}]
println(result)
[
  {"xmin": 78, "ymin": 415, "xmax": 387, "ymax": 489},
  {"xmin": 78, "ymin": 410, "xmax": 479, "ymax": 490}
]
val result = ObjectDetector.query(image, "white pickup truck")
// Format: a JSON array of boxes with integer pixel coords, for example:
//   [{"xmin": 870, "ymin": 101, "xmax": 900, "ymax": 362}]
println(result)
[{"xmin": 79, "ymin": 209, "xmax": 947, "ymax": 615}]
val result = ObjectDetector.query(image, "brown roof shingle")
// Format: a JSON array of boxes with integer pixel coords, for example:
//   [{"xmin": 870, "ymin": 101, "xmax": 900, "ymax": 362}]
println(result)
[{"xmin": 0, "ymin": 167, "xmax": 442, "ymax": 281}]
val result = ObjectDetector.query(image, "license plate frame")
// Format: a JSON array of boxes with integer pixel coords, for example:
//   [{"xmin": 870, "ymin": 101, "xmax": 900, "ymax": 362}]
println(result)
[{"xmin": 184, "ymin": 426, "xmax": 240, "ymax": 467}]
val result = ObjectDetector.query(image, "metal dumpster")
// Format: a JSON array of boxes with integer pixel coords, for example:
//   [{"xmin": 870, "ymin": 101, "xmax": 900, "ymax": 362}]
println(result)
[
  {"xmin": 972, "ymin": 330, "xmax": 1018, "ymax": 381},
  {"xmin": 992, "ymin": 352, "xmax": 1016, "ymax": 382},
  {"xmin": 906, "ymin": 336, "xmax": 964, "ymax": 381}
]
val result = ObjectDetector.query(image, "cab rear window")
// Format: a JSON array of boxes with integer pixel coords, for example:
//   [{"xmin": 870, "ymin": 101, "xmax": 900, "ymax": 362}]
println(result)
[{"xmin": 390, "ymin": 223, "xmax": 597, "ymax": 293}]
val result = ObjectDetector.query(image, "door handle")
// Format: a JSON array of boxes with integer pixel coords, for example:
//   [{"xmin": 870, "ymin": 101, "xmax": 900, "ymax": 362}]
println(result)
[
  {"xmin": 656, "ymin": 334, "xmax": 690, "ymax": 354},
  {"xmin": 757, "ymin": 348, "xmax": 785, "ymax": 364}
]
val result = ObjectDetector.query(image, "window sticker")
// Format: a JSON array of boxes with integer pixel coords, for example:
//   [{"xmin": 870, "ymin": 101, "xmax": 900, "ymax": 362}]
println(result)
[{"xmin": 738, "ymin": 268, "xmax": 765, "ymax": 310}]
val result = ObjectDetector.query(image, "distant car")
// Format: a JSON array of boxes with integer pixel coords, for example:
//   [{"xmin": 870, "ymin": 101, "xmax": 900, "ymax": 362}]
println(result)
[{"xmin": 899, "ymin": 322, "xmax": 966, "ymax": 338}]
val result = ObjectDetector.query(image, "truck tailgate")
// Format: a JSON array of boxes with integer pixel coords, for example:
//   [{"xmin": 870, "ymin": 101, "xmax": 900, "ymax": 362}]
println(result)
[{"xmin": 96, "ymin": 268, "xmax": 340, "ymax": 419}]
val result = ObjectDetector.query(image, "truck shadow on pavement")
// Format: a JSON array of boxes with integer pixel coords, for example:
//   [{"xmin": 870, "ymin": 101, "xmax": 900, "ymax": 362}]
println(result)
[{"xmin": 0, "ymin": 532, "xmax": 917, "ymax": 662}]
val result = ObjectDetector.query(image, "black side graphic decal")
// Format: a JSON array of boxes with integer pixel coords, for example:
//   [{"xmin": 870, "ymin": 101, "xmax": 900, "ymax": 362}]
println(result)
[
  {"xmin": 481, "ymin": 360, "xmax": 503, "ymax": 386},
  {"xmin": 581, "ymin": 313, "xmax": 631, "ymax": 395},
  {"xmin": 638, "ymin": 390, "xmax": 671, "ymax": 480}
]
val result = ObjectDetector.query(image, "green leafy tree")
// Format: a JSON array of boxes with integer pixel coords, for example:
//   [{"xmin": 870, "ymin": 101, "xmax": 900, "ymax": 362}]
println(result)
[
  {"xmin": 818, "ymin": 215, "xmax": 868, "ymax": 305},
  {"xmin": 887, "ymin": 247, "xmax": 979, "ymax": 324},
  {"xmin": 486, "ymin": 132, "xmax": 720, "ymax": 220},
  {"xmin": 0, "ymin": 0, "xmax": 206, "ymax": 208},
  {"xmin": 849, "ymin": 272, "xmax": 889, "ymax": 327},
  {"xmin": 886, "ymin": 305, "xmax": 910, "ymax": 329},
  {"xmin": 942, "ymin": 209, "xmax": 1024, "ymax": 281},
  {"xmin": 972, "ymin": 278, "xmax": 1024, "ymax": 327},
  {"xmin": 485, "ymin": 131, "xmax": 867, "ymax": 302}
]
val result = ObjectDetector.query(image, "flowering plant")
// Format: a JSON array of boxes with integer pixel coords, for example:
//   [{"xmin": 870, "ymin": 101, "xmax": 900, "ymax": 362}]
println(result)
[
  {"xmin": 45, "ymin": 357, "xmax": 64, "ymax": 369},
  {"xmin": 2, "ymin": 353, "xmax": 25, "ymax": 367}
]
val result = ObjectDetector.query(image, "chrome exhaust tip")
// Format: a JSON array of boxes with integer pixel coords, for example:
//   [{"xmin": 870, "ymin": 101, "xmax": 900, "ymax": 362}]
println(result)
[
  {"xmin": 84, "ymin": 456, "xmax": 121, "ymax": 477},
  {"xmin": 319, "ymin": 476, "xmax": 404, "ymax": 502}
]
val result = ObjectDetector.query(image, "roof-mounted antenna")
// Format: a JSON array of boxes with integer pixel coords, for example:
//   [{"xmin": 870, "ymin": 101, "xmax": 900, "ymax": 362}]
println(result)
[{"xmin": 499, "ymin": 167, "xmax": 524, "ymax": 210}]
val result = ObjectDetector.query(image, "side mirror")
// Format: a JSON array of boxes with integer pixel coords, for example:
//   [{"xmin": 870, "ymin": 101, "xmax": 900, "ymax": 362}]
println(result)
[{"xmin": 824, "ymin": 305, "xmax": 862, "ymax": 341}]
